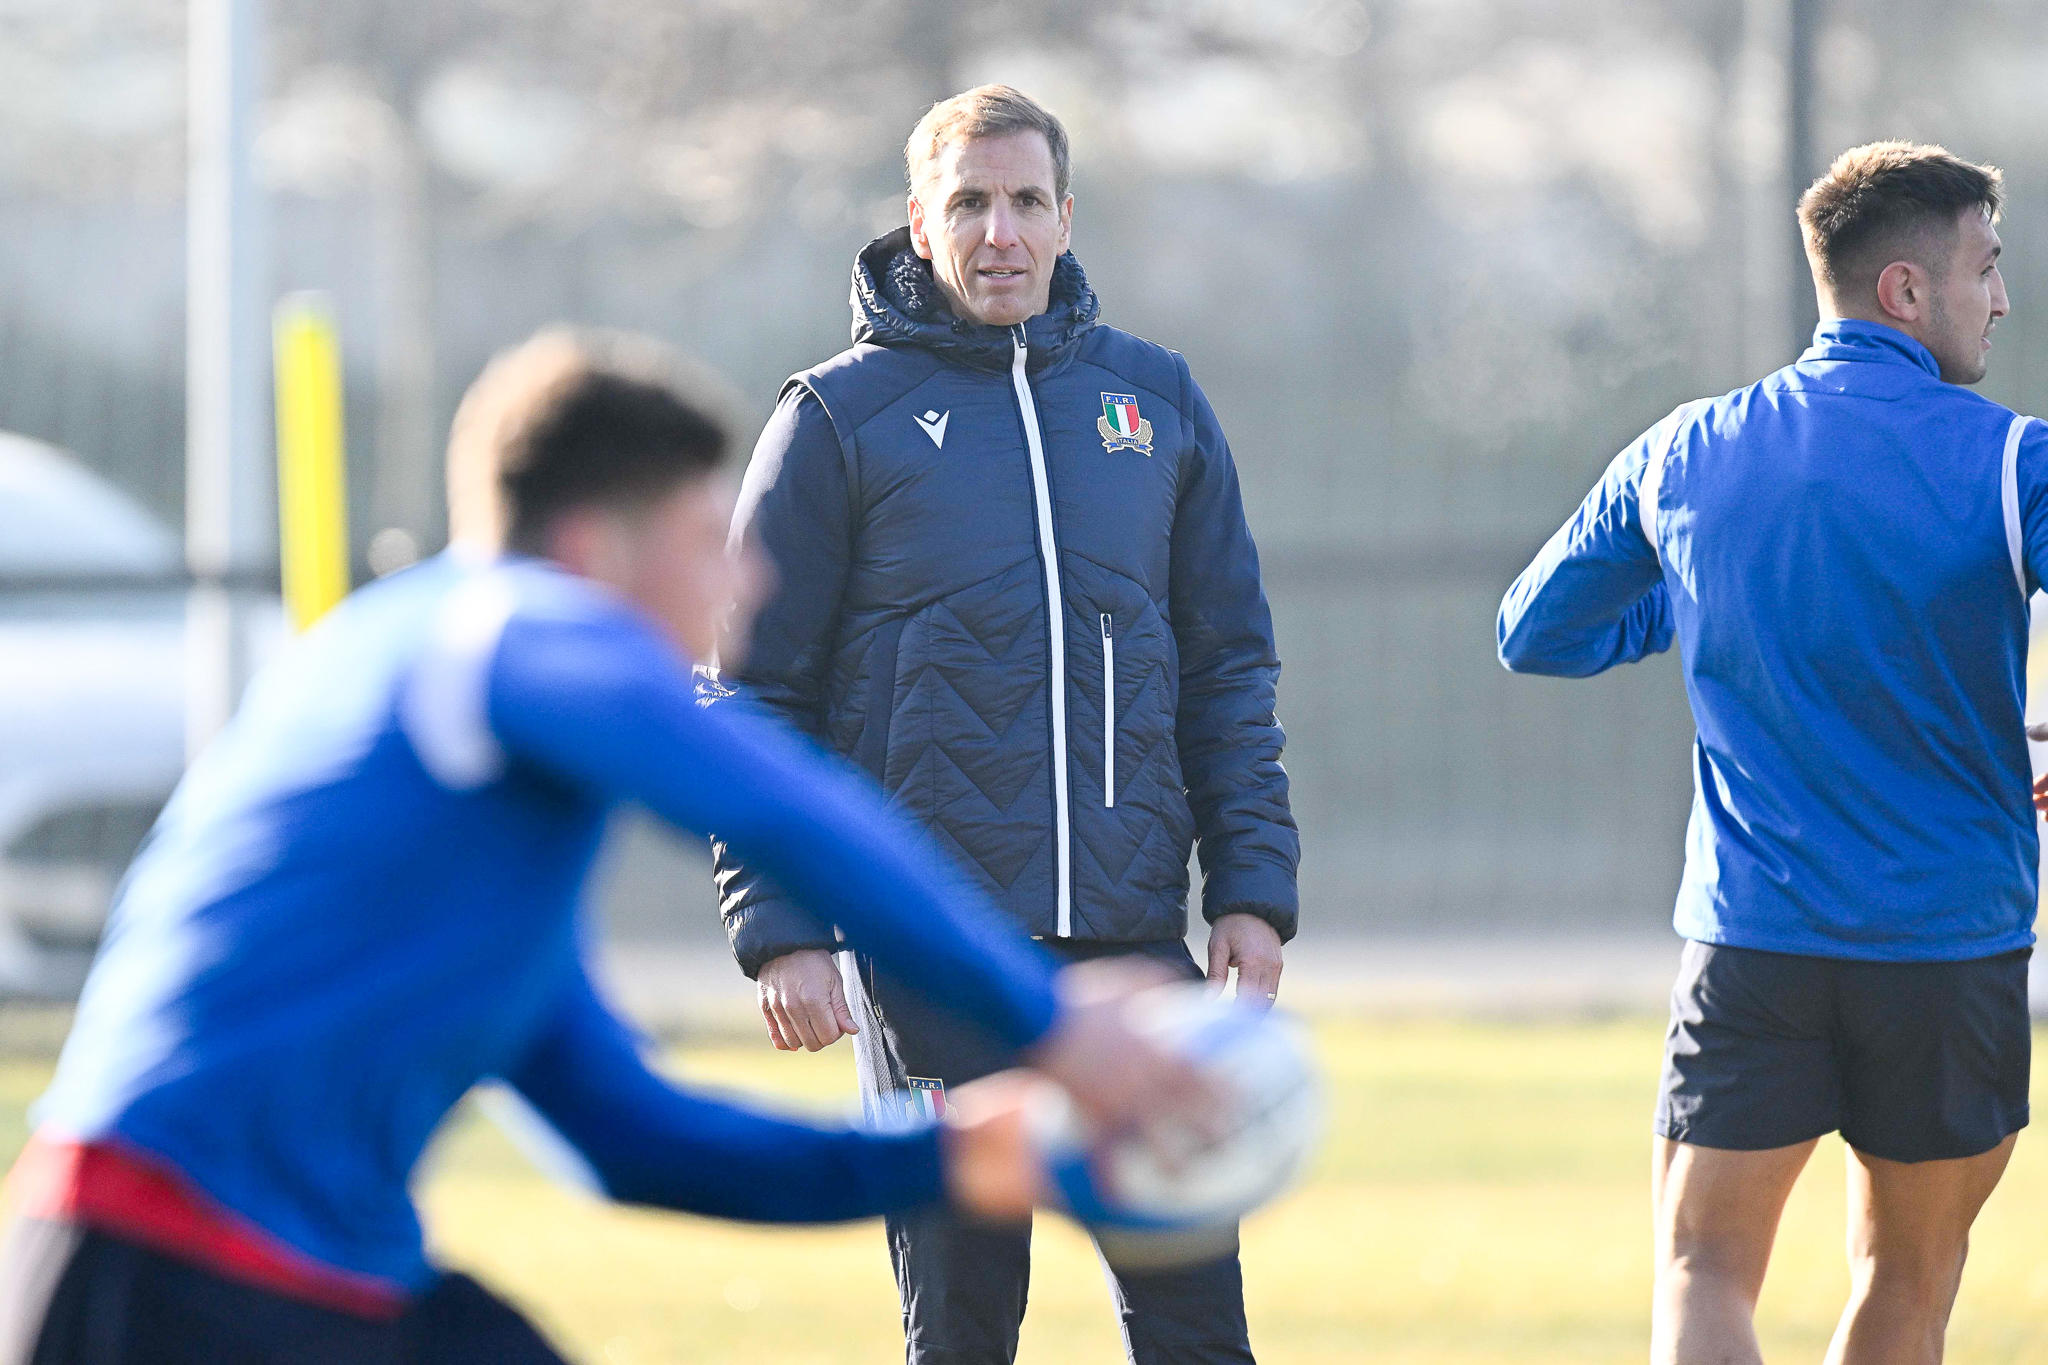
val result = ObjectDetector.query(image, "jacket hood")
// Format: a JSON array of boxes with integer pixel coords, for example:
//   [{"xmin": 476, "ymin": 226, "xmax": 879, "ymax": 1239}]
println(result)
[{"xmin": 849, "ymin": 227, "xmax": 1100, "ymax": 373}]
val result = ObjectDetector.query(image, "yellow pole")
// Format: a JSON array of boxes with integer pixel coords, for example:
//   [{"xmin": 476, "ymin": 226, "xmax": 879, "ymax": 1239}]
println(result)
[{"xmin": 272, "ymin": 293, "xmax": 350, "ymax": 630}]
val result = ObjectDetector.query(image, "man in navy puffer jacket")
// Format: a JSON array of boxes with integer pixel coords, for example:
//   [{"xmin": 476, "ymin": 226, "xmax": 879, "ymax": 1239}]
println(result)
[{"xmin": 707, "ymin": 85, "xmax": 1298, "ymax": 1364}]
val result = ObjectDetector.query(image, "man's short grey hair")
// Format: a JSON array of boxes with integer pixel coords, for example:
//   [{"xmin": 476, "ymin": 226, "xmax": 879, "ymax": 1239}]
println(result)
[{"xmin": 904, "ymin": 84, "xmax": 1072, "ymax": 201}]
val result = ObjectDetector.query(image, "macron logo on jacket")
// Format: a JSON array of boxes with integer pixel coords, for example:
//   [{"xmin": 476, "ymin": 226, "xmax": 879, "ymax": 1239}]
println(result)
[{"xmin": 708, "ymin": 228, "xmax": 1299, "ymax": 968}]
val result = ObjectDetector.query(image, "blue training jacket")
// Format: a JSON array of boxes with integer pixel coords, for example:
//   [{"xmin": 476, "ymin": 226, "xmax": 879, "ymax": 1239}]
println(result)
[
  {"xmin": 708, "ymin": 229, "xmax": 1297, "ymax": 974},
  {"xmin": 1498, "ymin": 319, "xmax": 2045, "ymax": 962},
  {"xmin": 34, "ymin": 553, "xmax": 1060, "ymax": 1291}
]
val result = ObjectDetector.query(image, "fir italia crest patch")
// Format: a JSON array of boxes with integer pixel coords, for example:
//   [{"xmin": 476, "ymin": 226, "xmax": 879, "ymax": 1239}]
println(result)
[
  {"xmin": 906, "ymin": 1076, "xmax": 947, "ymax": 1120},
  {"xmin": 1098, "ymin": 392, "xmax": 1153, "ymax": 456}
]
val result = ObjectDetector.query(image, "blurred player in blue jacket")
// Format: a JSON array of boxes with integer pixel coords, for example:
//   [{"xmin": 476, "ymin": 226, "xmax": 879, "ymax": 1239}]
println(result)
[
  {"xmin": 1500, "ymin": 144, "xmax": 2034, "ymax": 1365},
  {"xmin": 0, "ymin": 330, "xmax": 1205, "ymax": 1363}
]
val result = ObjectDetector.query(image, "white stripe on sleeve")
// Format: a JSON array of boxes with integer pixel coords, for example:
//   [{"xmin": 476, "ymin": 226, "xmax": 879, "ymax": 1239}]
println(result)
[
  {"xmin": 1638, "ymin": 404, "xmax": 1695, "ymax": 564},
  {"xmin": 400, "ymin": 573, "xmax": 518, "ymax": 789},
  {"xmin": 2001, "ymin": 414, "xmax": 2031, "ymax": 601}
]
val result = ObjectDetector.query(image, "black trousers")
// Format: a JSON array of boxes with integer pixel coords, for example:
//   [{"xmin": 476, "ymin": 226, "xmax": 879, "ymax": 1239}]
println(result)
[
  {"xmin": 0, "ymin": 1217, "xmax": 569, "ymax": 1365},
  {"xmin": 844, "ymin": 938, "xmax": 1256, "ymax": 1365}
]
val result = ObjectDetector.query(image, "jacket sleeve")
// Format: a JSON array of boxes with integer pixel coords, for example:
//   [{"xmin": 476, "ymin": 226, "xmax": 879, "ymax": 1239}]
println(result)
[
  {"xmin": 706, "ymin": 384, "xmax": 852, "ymax": 977},
  {"xmin": 1169, "ymin": 360, "xmax": 1301, "ymax": 941},
  {"xmin": 488, "ymin": 603, "xmax": 1060, "ymax": 1050},
  {"xmin": 1495, "ymin": 409, "xmax": 1678, "ymax": 678},
  {"xmin": 2012, "ymin": 416, "xmax": 2048, "ymax": 595},
  {"xmin": 502, "ymin": 960, "xmax": 945, "ymax": 1222}
]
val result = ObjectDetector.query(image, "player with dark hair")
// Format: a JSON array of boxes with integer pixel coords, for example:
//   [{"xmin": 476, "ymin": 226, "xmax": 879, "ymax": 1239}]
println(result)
[
  {"xmin": 1499, "ymin": 142, "xmax": 2030, "ymax": 1365},
  {"xmin": 0, "ymin": 328, "xmax": 1205, "ymax": 1363}
]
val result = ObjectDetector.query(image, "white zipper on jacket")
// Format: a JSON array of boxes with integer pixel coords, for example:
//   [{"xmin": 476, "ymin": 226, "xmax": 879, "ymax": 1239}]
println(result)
[
  {"xmin": 1101, "ymin": 613, "xmax": 1115, "ymax": 808},
  {"xmin": 1011, "ymin": 327, "xmax": 1072, "ymax": 937}
]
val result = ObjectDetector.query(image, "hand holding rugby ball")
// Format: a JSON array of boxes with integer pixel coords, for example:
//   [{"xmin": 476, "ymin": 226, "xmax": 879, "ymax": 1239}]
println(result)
[{"xmin": 943, "ymin": 982, "xmax": 1323, "ymax": 1266}]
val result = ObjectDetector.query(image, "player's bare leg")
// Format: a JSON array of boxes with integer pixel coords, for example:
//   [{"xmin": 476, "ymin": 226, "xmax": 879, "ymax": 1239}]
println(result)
[
  {"xmin": 1823, "ymin": 1134, "xmax": 2015, "ymax": 1365},
  {"xmin": 1651, "ymin": 1136, "xmax": 1817, "ymax": 1365}
]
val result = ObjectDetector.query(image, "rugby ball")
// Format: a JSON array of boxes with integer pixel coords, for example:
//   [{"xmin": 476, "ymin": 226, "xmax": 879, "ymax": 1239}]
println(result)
[{"xmin": 1034, "ymin": 982, "xmax": 1323, "ymax": 1260}]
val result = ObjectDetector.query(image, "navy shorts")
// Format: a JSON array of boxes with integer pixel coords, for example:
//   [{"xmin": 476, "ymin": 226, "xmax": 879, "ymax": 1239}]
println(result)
[
  {"xmin": 0, "ymin": 1217, "xmax": 569, "ymax": 1365},
  {"xmin": 1655, "ymin": 941, "xmax": 2031, "ymax": 1163}
]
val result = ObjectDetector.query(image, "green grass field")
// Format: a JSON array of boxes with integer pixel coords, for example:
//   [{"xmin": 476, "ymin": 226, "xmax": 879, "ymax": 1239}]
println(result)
[{"xmin": 7, "ymin": 1016, "xmax": 2048, "ymax": 1362}]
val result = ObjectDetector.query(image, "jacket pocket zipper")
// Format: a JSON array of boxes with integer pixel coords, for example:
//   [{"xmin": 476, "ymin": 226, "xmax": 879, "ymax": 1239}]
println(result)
[{"xmin": 1101, "ymin": 613, "xmax": 1115, "ymax": 808}]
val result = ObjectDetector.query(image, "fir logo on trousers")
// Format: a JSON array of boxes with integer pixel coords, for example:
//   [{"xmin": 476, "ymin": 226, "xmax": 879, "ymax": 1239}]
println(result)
[
  {"xmin": 906, "ymin": 1077, "xmax": 947, "ymax": 1121},
  {"xmin": 1098, "ymin": 393, "xmax": 1152, "ymax": 455}
]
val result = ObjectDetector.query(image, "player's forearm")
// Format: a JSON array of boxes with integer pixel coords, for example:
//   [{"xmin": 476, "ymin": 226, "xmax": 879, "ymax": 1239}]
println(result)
[
  {"xmin": 709, "ymin": 732, "xmax": 1060, "ymax": 1049},
  {"xmin": 1499, "ymin": 431, "xmax": 1674, "ymax": 677},
  {"xmin": 681, "ymin": 678, "xmax": 1062, "ymax": 1054},
  {"xmin": 1496, "ymin": 472, "xmax": 1673, "ymax": 678},
  {"xmin": 507, "ymin": 974, "xmax": 947, "ymax": 1222},
  {"xmin": 1497, "ymin": 565, "xmax": 1671, "ymax": 676},
  {"xmin": 491, "ymin": 616, "xmax": 1058, "ymax": 1050},
  {"xmin": 595, "ymin": 1098, "xmax": 946, "ymax": 1223}
]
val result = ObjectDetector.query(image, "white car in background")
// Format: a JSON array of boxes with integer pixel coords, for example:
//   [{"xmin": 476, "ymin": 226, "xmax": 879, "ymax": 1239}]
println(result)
[{"xmin": 0, "ymin": 431, "xmax": 280, "ymax": 993}]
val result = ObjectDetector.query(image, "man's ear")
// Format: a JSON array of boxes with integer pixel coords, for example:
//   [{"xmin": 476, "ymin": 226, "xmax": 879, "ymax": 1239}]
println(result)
[
  {"xmin": 544, "ymin": 507, "xmax": 629, "ymax": 587},
  {"xmin": 1875, "ymin": 260, "xmax": 1926, "ymax": 324},
  {"xmin": 1057, "ymin": 193, "xmax": 1074, "ymax": 255},
  {"xmin": 907, "ymin": 194, "xmax": 934, "ymax": 260}
]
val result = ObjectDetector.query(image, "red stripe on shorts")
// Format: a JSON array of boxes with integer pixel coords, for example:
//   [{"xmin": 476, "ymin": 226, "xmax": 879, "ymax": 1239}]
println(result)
[{"xmin": 4, "ymin": 1132, "xmax": 407, "ymax": 1320}]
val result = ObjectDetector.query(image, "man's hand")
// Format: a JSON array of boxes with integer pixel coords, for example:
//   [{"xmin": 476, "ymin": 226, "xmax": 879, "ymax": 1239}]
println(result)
[
  {"xmin": 1026, "ymin": 958, "xmax": 1217, "ymax": 1140},
  {"xmin": 1206, "ymin": 912, "xmax": 1284, "ymax": 1011},
  {"xmin": 755, "ymin": 948, "xmax": 858, "ymax": 1052},
  {"xmin": 938, "ymin": 1070, "xmax": 1048, "ymax": 1224}
]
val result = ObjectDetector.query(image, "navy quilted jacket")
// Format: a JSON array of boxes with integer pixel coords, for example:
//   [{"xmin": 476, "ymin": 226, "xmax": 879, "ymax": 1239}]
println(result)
[{"xmin": 709, "ymin": 229, "xmax": 1297, "ymax": 976}]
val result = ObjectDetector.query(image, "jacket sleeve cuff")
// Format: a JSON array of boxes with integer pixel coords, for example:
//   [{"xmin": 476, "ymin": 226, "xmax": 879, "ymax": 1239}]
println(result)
[
  {"xmin": 1199, "ymin": 867, "xmax": 1299, "ymax": 943},
  {"xmin": 726, "ymin": 900, "xmax": 841, "ymax": 979}
]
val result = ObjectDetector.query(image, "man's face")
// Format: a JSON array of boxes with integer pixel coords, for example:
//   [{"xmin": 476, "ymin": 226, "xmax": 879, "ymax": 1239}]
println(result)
[
  {"xmin": 907, "ymin": 130, "xmax": 1073, "ymax": 329},
  {"xmin": 1925, "ymin": 207, "xmax": 2009, "ymax": 385}
]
